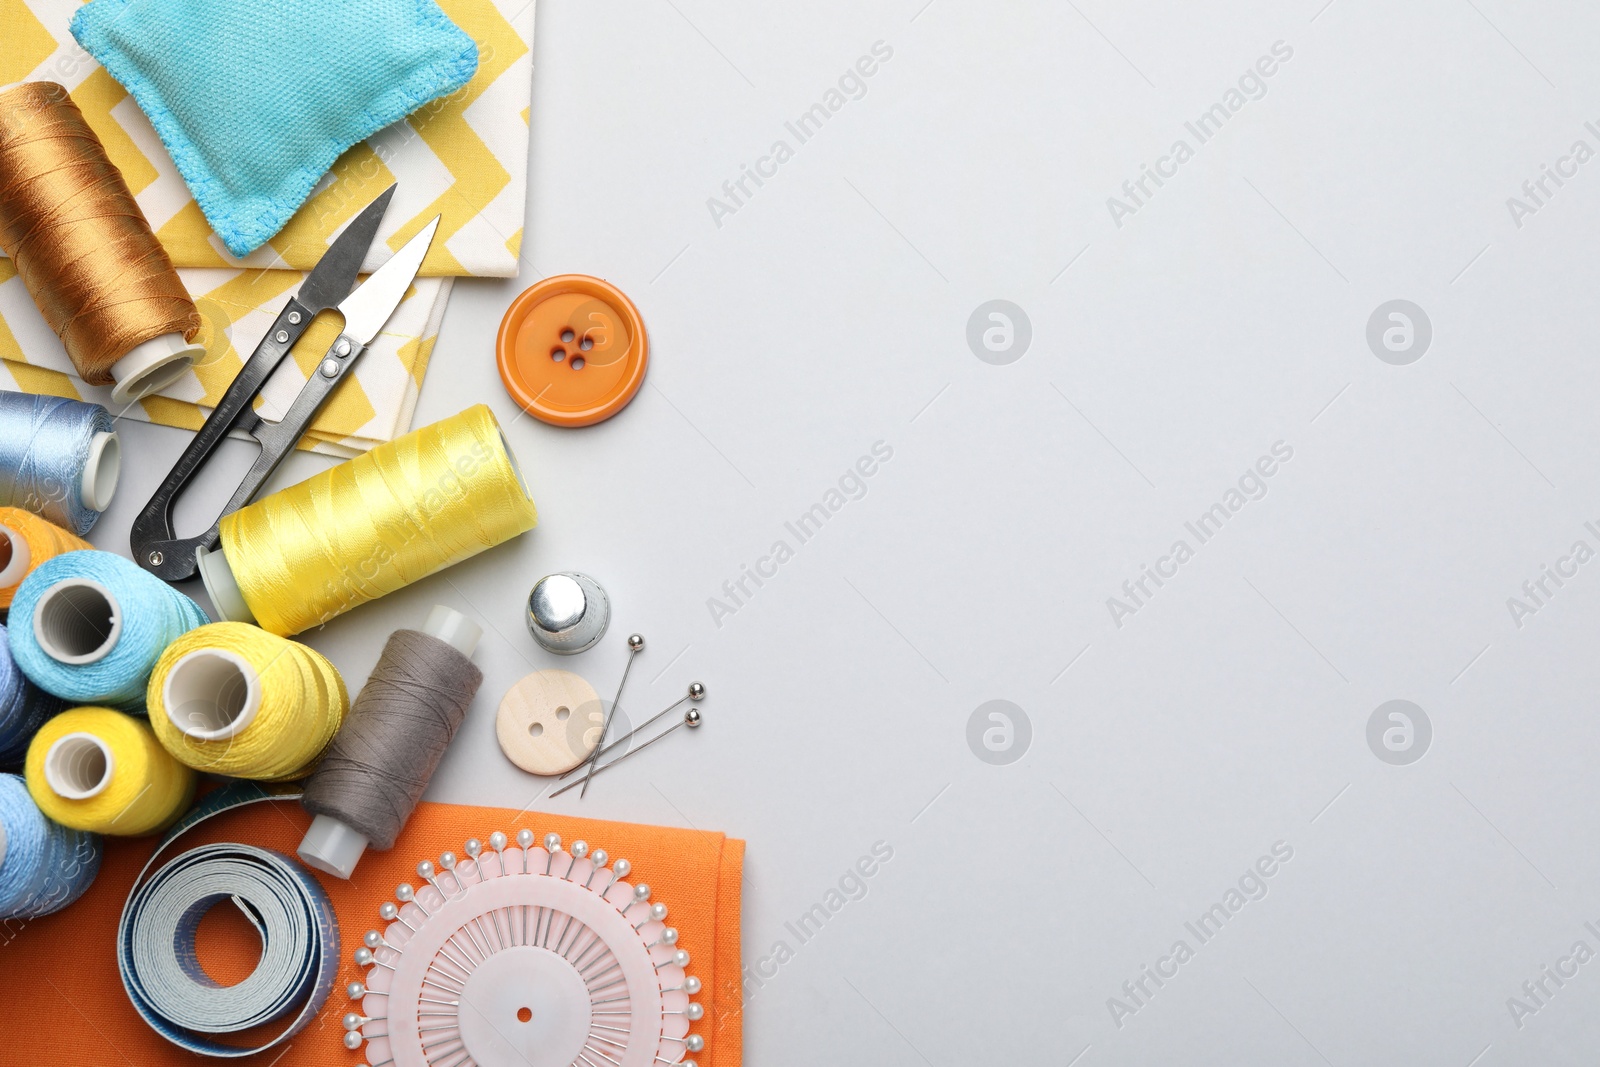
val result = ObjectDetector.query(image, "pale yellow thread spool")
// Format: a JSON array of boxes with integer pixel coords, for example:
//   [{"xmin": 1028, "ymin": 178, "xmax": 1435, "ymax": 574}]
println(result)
[
  {"xmin": 25, "ymin": 706, "xmax": 195, "ymax": 835},
  {"xmin": 146, "ymin": 622, "xmax": 348, "ymax": 781},
  {"xmin": 197, "ymin": 404, "xmax": 538, "ymax": 637},
  {"xmin": 0, "ymin": 506, "xmax": 90, "ymax": 609}
]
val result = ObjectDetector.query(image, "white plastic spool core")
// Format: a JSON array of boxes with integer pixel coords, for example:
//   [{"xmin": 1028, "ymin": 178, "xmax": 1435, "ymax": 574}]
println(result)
[
  {"xmin": 297, "ymin": 606, "xmax": 481, "ymax": 880},
  {"xmin": 161, "ymin": 646, "xmax": 261, "ymax": 740},
  {"xmin": 43, "ymin": 731, "xmax": 115, "ymax": 799},
  {"xmin": 81, "ymin": 431, "xmax": 121, "ymax": 512},
  {"xmin": 32, "ymin": 577, "xmax": 121, "ymax": 664},
  {"xmin": 424, "ymin": 604, "xmax": 482, "ymax": 657},
  {"xmin": 109, "ymin": 333, "xmax": 203, "ymax": 405},
  {"xmin": 297, "ymin": 815, "xmax": 370, "ymax": 880},
  {"xmin": 0, "ymin": 522, "xmax": 29, "ymax": 588},
  {"xmin": 195, "ymin": 544, "xmax": 255, "ymax": 624},
  {"xmin": 498, "ymin": 428, "xmax": 533, "ymax": 499}
]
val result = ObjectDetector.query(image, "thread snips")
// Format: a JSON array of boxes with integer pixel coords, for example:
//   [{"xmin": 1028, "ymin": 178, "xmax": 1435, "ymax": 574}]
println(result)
[{"xmin": 130, "ymin": 186, "xmax": 439, "ymax": 581}]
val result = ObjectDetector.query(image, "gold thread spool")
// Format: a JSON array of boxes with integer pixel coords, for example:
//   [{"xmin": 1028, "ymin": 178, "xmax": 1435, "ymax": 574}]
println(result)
[
  {"xmin": 25, "ymin": 706, "xmax": 195, "ymax": 835},
  {"xmin": 0, "ymin": 506, "xmax": 89, "ymax": 609},
  {"xmin": 0, "ymin": 82, "xmax": 202, "ymax": 402},
  {"xmin": 207, "ymin": 404, "xmax": 539, "ymax": 637},
  {"xmin": 146, "ymin": 622, "xmax": 348, "ymax": 781}
]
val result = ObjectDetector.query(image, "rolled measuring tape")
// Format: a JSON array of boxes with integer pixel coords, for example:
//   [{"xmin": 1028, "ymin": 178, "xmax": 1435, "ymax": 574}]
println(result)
[{"xmin": 118, "ymin": 781, "xmax": 338, "ymax": 1058}]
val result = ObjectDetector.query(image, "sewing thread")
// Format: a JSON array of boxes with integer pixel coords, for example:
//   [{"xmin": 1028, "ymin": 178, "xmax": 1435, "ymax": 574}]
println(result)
[
  {"xmin": 0, "ymin": 772, "xmax": 100, "ymax": 919},
  {"xmin": 0, "ymin": 83, "xmax": 199, "ymax": 388},
  {"xmin": 300, "ymin": 627, "xmax": 482, "ymax": 850},
  {"xmin": 7, "ymin": 550, "xmax": 208, "ymax": 710},
  {"xmin": 8, "ymin": 550, "xmax": 208, "ymax": 710},
  {"xmin": 218, "ymin": 404, "xmax": 538, "ymax": 636},
  {"xmin": 146, "ymin": 623, "xmax": 348, "ymax": 781},
  {"xmin": 26, "ymin": 706, "xmax": 195, "ymax": 835},
  {"xmin": 0, "ymin": 390, "xmax": 118, "ymax": 535},
  {"xmin": 0, "ymin": 624, "xmax": 64, "ymax": 768},
  {"xmin": 0, "ymin": 505, "xmax": 90, "ymax": 609}
]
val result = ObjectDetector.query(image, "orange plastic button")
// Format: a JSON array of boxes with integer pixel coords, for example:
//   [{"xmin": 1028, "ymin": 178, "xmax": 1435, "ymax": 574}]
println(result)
[{"xmin": 496, "ymin": 274, "xmax": 649, "ymax": 427}]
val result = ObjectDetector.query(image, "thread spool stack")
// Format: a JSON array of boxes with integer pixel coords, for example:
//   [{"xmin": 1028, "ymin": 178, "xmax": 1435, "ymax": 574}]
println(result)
[
  {"xmin": 25, "ymin": 706, "xmax": 194, "ymax": 835},
  {"xmin": 0, "ymin": 392, "xmax": 120, "ymax": 536},
  {"xmin": 298, "ymin": 606, "xmax": 484, "ymax": 878},
  {"xmin": 0, "ymin": 772, "xmax": 100, "ymax": 919},
  {"xmin": 0, "ymin": 506, "xmax": 91, "ymax": 610},
  {"xmin": 8, "ymin": 549, "xmax": 208, "ymax": 710},
  {"xmin": 198, "ymin": 404, "xmax": 538, "ymax": 637},
  {"xmin": 0, "ymin": 83, "xmax": 202, "ymax": 403},
  {"xmin": 146, "ymin": 622, "xmax": 348, "ymax": 781},
  {"xmin": 0, "ymin": 624, "xmax": 64, "ymax": 768}
]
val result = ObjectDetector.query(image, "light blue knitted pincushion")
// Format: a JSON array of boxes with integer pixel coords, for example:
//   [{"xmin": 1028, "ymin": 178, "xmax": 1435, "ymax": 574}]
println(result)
[{"xmin": 72, "ymin": 0, "xmax": 477, "ymax": 257}]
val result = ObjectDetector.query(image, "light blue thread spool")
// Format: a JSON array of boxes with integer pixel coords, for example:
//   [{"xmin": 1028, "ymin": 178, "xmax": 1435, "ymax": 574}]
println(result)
[
  {"xmin": 9, "ymin": 550, "xmax": 209, "ymax": 711},
  {"xmin": 0, "ymin": 623, "xmax": 64, "ymax": 767},
  {"xmin": 0, "ymin": 772, "xmax": 101, "ymax": 919},
  {"xmin": 0, "ymin": 390, "xmax": 121, "ymax": 536}
]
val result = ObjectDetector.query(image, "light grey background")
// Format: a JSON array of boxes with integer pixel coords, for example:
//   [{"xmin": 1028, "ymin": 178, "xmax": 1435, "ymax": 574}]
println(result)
[{"xmin": 94, "ymin": 0, "xmax": 1600, "ymax": 1063}]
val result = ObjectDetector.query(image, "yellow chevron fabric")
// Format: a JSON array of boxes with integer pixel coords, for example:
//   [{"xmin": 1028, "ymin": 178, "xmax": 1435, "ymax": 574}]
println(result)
[
  {"xmin": 0, "ymin": 0, "xmax": 534, "ymax": 451},
  {"xmin": 2, "ymin": 0, "xmax": 535, "ymax": 277},
  {"xmin": 0, "ymin": 261, "xmax": 451, "ymax": 457}
]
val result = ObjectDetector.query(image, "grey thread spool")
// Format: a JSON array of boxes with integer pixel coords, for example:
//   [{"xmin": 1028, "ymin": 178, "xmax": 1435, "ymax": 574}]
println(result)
[{"xmin": 297, "ymin": 607, "xmax": 483, "ymax": 878}]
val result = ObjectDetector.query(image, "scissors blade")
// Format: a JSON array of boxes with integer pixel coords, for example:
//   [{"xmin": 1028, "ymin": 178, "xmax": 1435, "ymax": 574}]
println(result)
[
  {"xmin": 295, "ymin": 184, "xmax": 398, "ymax": 312},
  {"xmin": 335, "ymin": 216, "xmax": 440, "ymax": 347}
]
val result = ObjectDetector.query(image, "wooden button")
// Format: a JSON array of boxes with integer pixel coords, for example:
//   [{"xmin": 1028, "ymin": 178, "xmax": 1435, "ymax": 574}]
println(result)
[{"xmin": 495, "ymin": 669, "xmax": 603, "ymax": 775}]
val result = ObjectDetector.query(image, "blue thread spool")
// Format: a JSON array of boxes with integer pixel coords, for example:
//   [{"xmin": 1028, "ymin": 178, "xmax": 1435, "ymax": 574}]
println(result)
[
  {"xmin": 9, "ymin": 550, "xmax": 208, "ymax": 710},
  {"xmin": 0, "ymin": 772, "xmax": 100, "ymax": 919},
  {"xmin": 0, "ymin": 623, "xmax": 64, "ymax": 767},
  {"xmin": 0, "ymin": 391, "xmax": 120, "ymax": 536}
]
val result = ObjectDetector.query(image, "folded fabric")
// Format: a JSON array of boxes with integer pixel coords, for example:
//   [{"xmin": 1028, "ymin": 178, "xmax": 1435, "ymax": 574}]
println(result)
[
  {"xmin": 4, "ymin": 0, "xmax": 536, "ymax": 277},
  {"xmin": 71, "ymin": 0, "xmax": 478, "ymax": 258},
  {"xmin": 0, "ymin": 795, "xmax": 745, "ymax": 1067},
  {"xmin": 0, "ymin": 259, "xmax": 451, "ymax": 458}
]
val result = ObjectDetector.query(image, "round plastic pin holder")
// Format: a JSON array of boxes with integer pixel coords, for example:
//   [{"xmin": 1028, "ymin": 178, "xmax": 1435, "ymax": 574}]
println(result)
[{"xmin": 496, "ymin": 274, "xmax": 649, "ymax": 427}]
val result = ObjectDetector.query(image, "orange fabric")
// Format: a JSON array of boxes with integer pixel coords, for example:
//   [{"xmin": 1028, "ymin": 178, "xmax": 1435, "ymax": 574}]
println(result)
[{"xmin": 0, "ymin": 796, "xmax": 744, "ymax": 1067}]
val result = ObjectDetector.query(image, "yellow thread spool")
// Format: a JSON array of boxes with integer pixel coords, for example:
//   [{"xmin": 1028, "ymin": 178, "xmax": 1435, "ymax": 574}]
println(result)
[
  {"xmin": 146, "ymin": 622, "xmax": 348, "ymax": 781},
  {"xmin": 25, "ymin": 706, "xmax": 195, "ymax": 835},
  {"xmin": 0, "ymin": 506, "xmax": 90, "ymax": 609},
  {"xmin": 200, "ymin": 405, "xmax": 538, "ymax": 636}
]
